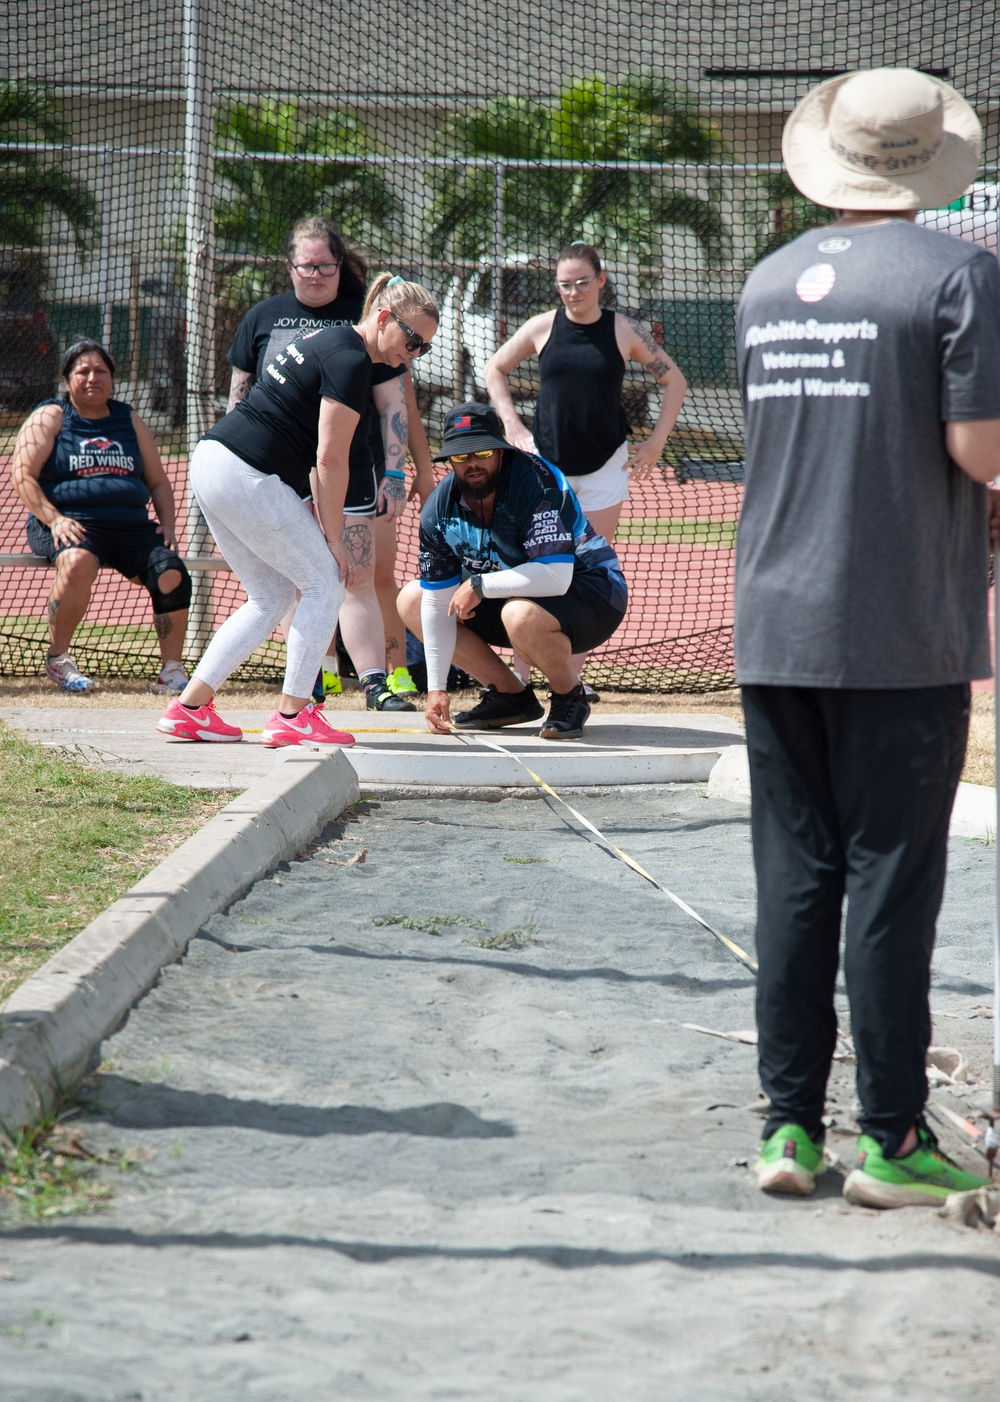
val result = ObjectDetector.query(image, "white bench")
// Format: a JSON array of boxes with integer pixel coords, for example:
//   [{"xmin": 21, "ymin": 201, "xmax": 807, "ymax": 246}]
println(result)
[{"xmin": 0, "ymin": 554, "xmax": 231, "ymax": 570}]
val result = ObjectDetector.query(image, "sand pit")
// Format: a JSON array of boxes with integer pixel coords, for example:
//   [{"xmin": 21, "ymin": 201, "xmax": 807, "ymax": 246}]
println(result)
[{"xmin": 1, "ymin": 785, "xmax": 998, "ymax": 1398}]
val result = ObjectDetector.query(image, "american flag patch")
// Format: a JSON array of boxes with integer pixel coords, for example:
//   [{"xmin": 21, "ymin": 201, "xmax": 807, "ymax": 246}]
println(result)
[
  {"xmin": 454, "ymin": 415, "xmax": 473, "ymax": 429},
  {"xmin": 795, "ymin": 263, "xmax": 836, "ymax": 304}
]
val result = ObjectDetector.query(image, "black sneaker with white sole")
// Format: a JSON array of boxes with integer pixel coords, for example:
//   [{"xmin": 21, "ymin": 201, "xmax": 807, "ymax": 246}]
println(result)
[
  {"xmin": 539, "ymin": 684, "xmax": 591, "ymax": 740},
  {"xmin": 453, "ymin": 683, "xmax": 544, "ymax": 729},
  {"xmin": 363, "ymin": 672, "xmax": 416, "ymax": 712}
]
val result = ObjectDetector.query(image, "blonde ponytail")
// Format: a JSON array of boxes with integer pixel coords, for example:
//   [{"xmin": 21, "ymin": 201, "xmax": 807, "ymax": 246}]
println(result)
[{"xmin": 362, "ymin": 272, "xmax": 439, "ymax": 324}]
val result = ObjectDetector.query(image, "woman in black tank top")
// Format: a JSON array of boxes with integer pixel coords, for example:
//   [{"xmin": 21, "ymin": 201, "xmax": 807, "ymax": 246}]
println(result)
[{"xmin": 484, "ymin": 242, "xmax": 687, "ymax": 550}]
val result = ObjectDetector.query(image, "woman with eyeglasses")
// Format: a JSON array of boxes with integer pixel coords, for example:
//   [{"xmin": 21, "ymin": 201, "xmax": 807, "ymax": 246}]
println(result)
[
  {"xmin": 157, "ymin": 274, "xmax": 439, "ymax": 747},
  {"xmin": 484, "ymin": 242, "xmax": 687, "ymax": 688},
  {"xmin": 226, "ymin": 216, "xmax": 436, "ymax": 706}
]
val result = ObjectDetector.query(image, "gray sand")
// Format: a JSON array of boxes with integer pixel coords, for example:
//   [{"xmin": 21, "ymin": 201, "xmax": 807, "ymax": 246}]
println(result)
[{"xmin": 1, "ymin": 786, "xmax": 998, "ymax": 1400}]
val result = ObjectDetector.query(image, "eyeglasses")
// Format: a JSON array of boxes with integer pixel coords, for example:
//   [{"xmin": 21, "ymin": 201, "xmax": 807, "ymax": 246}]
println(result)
[
  {"xmin": 447, "ymin": 450, "xmax": 496, "ymax": 463},
  {"xmin": 555, "ymin": 275, "xmax": 598, "ymax": 292},
  {"xmin": 288, "ymin": 261, "xmax": 341, "ymax": 277},
  {"xmin": 390, "ymin": 310, "xmax": 432, "ymax": 357}
]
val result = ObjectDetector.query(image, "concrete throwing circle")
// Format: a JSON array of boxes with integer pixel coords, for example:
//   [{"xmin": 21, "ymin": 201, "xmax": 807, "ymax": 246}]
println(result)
[{"xmin": 334, "ymin": 711, "xmax": 744, "ymax": 788}]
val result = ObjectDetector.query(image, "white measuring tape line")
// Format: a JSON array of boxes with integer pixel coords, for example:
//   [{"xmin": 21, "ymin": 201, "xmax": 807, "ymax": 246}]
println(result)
[{"xmin": 452, "ymin": 729, "xmax": 759, "ymax": 975}]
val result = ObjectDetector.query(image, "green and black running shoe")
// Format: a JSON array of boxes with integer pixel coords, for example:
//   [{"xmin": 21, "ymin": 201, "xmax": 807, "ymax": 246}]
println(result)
[
  {"xmin": 755, "ymin": 1123, "xmax": 826, "ymax": 1196},
  {"xmin": 387, "ymin": 666, "xmax": 419, "ymax": 697},
  {"xmin": 843, "ymin": 1126, "xmax": 990, "ymax": 1208},
  {"xmin": 363, "ymin": 672, "xmax": 416, "ymax": 712}
]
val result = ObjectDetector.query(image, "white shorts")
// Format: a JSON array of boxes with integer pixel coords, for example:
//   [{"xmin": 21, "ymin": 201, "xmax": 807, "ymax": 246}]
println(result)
[{"xmin": 564, "ymin": 442, "xmax": 630, "ymax": 513}]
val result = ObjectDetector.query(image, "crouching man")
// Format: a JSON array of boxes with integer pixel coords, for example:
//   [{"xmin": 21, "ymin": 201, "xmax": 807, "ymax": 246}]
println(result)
[{"xmin": 397, "ymin": 403, "xmax": 627, "ymax": 740}]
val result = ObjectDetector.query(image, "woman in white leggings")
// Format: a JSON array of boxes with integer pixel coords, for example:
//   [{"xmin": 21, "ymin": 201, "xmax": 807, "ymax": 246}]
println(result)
[{"xmin": 156, "ymin": 274, "xmax": 439, "ymax": 748}]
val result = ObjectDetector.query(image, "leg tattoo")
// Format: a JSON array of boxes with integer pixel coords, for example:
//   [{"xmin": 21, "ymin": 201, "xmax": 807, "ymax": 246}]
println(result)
[{"xmin": 343, "ymin": 522, "xmax": 374, "ymax": 569}]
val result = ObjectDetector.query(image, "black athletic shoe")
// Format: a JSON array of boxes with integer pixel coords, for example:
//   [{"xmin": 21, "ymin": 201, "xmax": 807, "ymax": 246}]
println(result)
[
  {"xmin": 453, "ymin": 683, "xmax": 544, "ymax": 729},
  {"xmin": 364, "ymin": 673, "xmax": 416, "ymax": 712},
  {"xmin": 539, "ymin": 684, "xmax": 591, "ymax": 740}
]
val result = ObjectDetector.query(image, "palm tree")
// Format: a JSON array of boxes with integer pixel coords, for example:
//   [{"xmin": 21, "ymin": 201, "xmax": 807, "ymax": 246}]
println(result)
[
  {"xmin": 214, "ymin": 99, "xmax": 401, "ymax": 309},
  {"xmin": 0, "ymin": 82, "xmax": 97, "ymax": 255},
  {"xmin": 425, "ymin": 74, "xmax": 726, "ymax": 267}
]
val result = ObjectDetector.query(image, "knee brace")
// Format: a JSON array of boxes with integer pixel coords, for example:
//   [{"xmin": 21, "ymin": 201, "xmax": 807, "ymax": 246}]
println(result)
[{"xmin": 145, "ymin": 546, "xmax": 192, "ymax": 615}]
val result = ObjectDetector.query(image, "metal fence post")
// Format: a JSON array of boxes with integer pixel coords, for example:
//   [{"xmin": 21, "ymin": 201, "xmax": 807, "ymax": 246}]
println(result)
[
  {"xmin": 99, "ymin": 146, "xmax": 113, "ymax": 348},
  {"xmin": 492, "ymin": 158, "xmax": 505, "ymax": 347},
  {"xmin": 183, "ymin": 0, "xmax": 217, "ymax": 658}
]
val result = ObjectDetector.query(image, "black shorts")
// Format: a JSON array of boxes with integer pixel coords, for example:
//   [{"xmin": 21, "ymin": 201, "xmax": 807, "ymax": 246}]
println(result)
[
  {"xmin": 26, "ymin": 515, "xmax": 187, "ymax": 614},
  {"xmin": 463, "ymin": 578, "xmax": 625, "ymax": 654},
  {"xmin": 344, "ymin": 462, "xmax": 378, "ymax": 518},
  {"xmin": 27, "ymin": 514, "xmax": 170, "ymax": 578}
]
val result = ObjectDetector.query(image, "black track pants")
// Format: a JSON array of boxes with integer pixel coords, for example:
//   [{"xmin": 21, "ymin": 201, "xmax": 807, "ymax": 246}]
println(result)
[{"xmin": 741, "ymin": 683, "xmax": 970, "ymax": 1155}]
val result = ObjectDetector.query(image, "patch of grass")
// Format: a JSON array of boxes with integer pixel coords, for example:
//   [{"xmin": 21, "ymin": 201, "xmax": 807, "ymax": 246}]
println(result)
[
  {"xmin": 616, "ymin": 518, "xmax": 738, "ymax": 547},
  {"xmin": 503, "ymin": 855, "xmax": 549, "ymax": 865},
  {"xmin": 0, "ymin": 723, "xmax": 231, "ymax": 999},
  {"xmin": 0, "ymin": 1111, "xmax": 113, "ymax": 1222},
  {"xmin": 372, "ymin": 913, "xmax": 485, "ymax": 937},
  {"xmin": 469, "ymin": 924, "xmax": 541, "ymax": 951}
]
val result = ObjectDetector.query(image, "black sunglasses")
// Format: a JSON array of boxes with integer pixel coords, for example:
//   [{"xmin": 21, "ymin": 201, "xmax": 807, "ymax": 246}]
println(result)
[{"xmin": 390, "ymin": 310, "xmax": 432, "ymax": 357}]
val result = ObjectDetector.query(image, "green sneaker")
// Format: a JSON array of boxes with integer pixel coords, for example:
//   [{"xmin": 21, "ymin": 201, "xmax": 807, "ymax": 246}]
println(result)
[
  {"xmin": 843, "ymin": 1126, "xmax": 991, "ymax": 1208},
  {"xmin": 321, "ymin": 669, "xmax": 342, "ymax": 696},
  {"xmin": 755, "ymin": 1123, "xmax": 826, "ymax": 1196},
  {"xmin": 387, "ymin": 666, "xmax": 419, "ymax": 697}
]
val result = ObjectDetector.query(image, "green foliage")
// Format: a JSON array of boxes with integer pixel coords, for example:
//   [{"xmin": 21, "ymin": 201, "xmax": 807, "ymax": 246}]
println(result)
[
  {"xmin": 372, "ymin": 913, "xmax": 485, "ymax": 936},
  {"xmin": 214, "ymin": 98, "xmax": 401, "ymax": 287},
  {"xmin": 755, "ymin": 172, "xmax": 837, "ymax": 260},
  {"xmin": 425, "ymin": 73, "xmax": 726, "ymax": 265},
  {"xmin": 0, "ymin": 723, "xmax": 229, "ymax": 999},
  {"xmin": 0, "ymin": 81, "xmax": 98, "ymax": 256},
  {"xmin": 0, "ymin": 1110, "xmax": 112, "ymax": 1221},
  {"xmin": 470, "ymin": 924, "xmax": 541, "ymax": 951}
]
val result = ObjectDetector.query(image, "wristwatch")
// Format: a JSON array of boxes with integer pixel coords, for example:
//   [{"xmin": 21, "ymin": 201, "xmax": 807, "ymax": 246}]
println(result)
[{"xmin": 470, "ymin": 574, "xmax": 485, "ymax": 600}]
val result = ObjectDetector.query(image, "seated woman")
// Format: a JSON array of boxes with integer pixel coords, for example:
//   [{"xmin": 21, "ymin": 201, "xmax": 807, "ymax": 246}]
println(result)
[{"xmin": 9, "ymin": 339, "xmax": 191, "ymax": 693}]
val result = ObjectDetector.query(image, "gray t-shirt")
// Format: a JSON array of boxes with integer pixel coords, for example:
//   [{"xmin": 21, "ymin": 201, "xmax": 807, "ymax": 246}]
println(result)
[{"xmin": 735, "ymin": 220, "xmax": 1000, "ymax": 688}]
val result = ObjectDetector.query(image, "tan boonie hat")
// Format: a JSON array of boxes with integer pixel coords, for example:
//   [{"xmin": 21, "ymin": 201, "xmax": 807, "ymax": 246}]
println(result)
[{"xmin": 782, "ymin": 67, "xmax": 982, "ymax": 211}]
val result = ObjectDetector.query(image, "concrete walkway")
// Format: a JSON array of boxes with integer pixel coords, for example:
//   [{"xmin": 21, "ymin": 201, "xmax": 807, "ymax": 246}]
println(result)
[{"xmin": 0, "ymin": 705, "xmax": 745, "ymax": 792}]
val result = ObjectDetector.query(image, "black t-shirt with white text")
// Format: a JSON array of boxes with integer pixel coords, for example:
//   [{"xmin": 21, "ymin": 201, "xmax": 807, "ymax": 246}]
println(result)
[
  {"xmin": 227, "ymin": 289, "xmax": 403, "ymax": 476},
  {"xmin": 207, "ymin": 324, "xmax": 375, "ymax": 497}
]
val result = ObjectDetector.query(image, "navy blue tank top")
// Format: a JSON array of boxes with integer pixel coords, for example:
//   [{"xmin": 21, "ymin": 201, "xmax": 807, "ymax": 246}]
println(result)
[
  {"xmin": 38, "ymin": 397, "xmax": 150, "ymax": 522},
  {"xmin": 531, "ymin": 308, "xmax": 629, "ymax": 477}
]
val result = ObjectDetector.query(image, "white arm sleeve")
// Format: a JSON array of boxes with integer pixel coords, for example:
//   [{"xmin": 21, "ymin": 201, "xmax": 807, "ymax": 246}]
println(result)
[
  {"xmin": 479, "ymin": 559, "xmax": 573, "ymax": 598},
  {"xmin": 420, "ymin": 585, "xmax": 459, "ymax": 692}
]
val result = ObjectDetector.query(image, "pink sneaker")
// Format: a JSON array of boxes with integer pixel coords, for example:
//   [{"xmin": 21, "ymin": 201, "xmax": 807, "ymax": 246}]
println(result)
[
  {"xmin": 156, "ymin": 696, "xmax": 243, "ymax": 743},
  {"xmin": 260, "ymin": 701, "xmax": 355, "ymax": 749}
]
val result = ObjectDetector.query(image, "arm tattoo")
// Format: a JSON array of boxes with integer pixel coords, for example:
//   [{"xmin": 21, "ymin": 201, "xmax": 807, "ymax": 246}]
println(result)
[
  {"xmin": 645, "ymin": 354, "xmax": 674, "ymax": 381},
  {"xmin": 624, "ymin": 316, "xmax": 661, "ymax": 357},
  {"xmin": 383, "ymin": 475, "xmax": 407, "ymax": 502},
  {"xmin": 624, "ymin": 316, "xmax": 673, "ymax": 381},
  {"xmin": 343, "ymin": 521, "xmax": 374, "ymax": 568},
  {"xmin": 227, "ymin": 369, "xmax": 255, "ymax": 412}
]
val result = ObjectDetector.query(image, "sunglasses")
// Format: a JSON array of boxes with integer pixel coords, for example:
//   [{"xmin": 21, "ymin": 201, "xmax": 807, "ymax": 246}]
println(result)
[
  {"xmin": 447, "ymin": 450, "xmax": 496, "ymax": 464},
  {"xmin": 390, "ymin": 310, "xmax": 432, "ymax": 357}
]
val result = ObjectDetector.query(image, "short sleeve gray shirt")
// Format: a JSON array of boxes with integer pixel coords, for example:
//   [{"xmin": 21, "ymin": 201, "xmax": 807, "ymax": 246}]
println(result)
[{"xmin": 735, "ymin": 220, "xmax": 1000, "ymax": 688}]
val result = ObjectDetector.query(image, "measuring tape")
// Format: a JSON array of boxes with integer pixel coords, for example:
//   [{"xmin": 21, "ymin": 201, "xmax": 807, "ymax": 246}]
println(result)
[
  {"xmin": 452, "ymin": 729, "xmax": 759, "ymax": 975},
  {"xmin": 238, "ymin": 711, "xmax": 757, "ymax": 973}
]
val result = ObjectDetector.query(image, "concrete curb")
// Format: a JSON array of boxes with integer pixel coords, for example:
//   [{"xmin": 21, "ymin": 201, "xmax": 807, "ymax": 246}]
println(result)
[{"xmin": 0, "ymin": 751, "xmax": 359, "ymax": 1132}]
